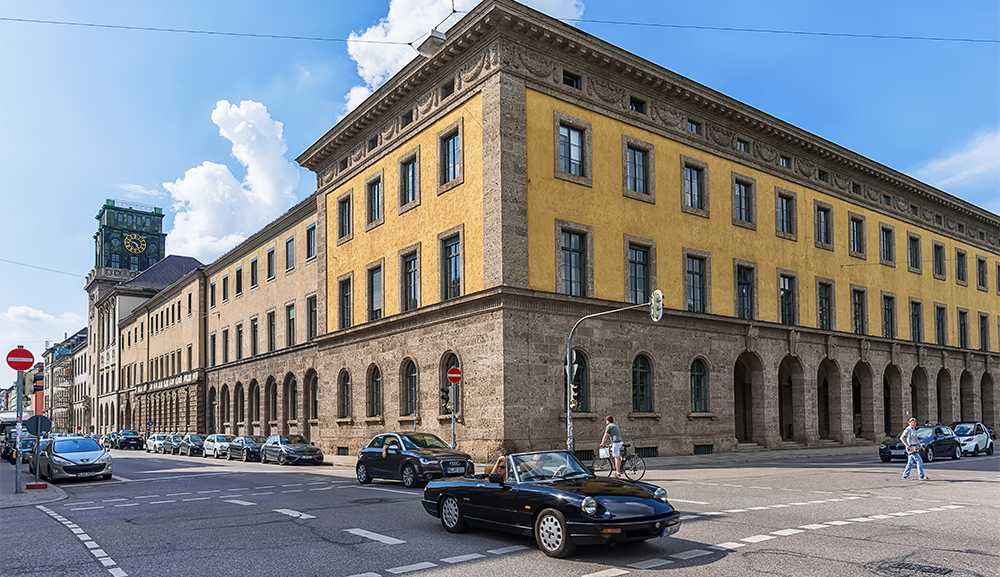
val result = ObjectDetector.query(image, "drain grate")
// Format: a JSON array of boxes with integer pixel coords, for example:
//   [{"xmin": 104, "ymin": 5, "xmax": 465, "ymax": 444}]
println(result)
[{"xmin": 889, "ymin": 562, "xmax": 952, "ymax": 575}]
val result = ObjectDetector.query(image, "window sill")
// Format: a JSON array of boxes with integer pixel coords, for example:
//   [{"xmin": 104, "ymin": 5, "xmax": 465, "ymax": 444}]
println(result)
[
  {"xmin": 628, "ymin": 412, "xmax": 661, "ymax": 420},
  {"xmin": 437, "ymin": 413, "xmax": 463, "ymax": 423},
  {"xmin": 364, "ymin": 417, "xmax": 384, "ymax": 425},
  {"xmin": 308, "ymin": 419, "xmax": 319, "ymax": 426},
  {"xmin": 398, "ymin": 415, "xmax": 420, "ymax": 425},
  {"xmin": 305, "ymin": 256, "xmax": 317, "ymax": 264},
  {"xmin": 687, "ymin": 412, "xmax": 716, "ymax": 419},
  {"xmin": 335, "ymin": 418, "xmax": 353, "ymax": 426}
]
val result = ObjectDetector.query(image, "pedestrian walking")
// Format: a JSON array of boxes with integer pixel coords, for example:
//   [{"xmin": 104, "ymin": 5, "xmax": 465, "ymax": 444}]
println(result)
[
  {"xmin": 900, "ymin": 418, "xmax": 929, "ymax": 480},
  {"xmin": 600, "ymin": 415, "xmax": 624, "ymax": 478}
]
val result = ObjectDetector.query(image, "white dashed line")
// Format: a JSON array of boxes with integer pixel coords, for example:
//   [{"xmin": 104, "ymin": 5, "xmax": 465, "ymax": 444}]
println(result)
[
  {"xmin": 824, "ymin": 520, "xmax": 852, "ymax": 526},
  {"xmin": 723, "ymin": 509, "xmax": 748, "ymax": 513},
  {"xmin": 488, "ymin": 545, "xmax": 528, "ymax": 555},
  {"xmin": 114, "ymin": 503, "xmax": 140, "ymax": 508},
  {"xmin": 251, "ymin": 492, "xmax": 273, "ymax": 496},
  {"xmin": 741, "ymin": 535, "xmax": 776, "ymax": 543},
  {"xmin": 799, "ymin": 524, "xmax": 830, "ymax": 530},
  {"xmin": 282, "ymin": 489, "xmax": 304, "ymax": 493},
  {"xmin": 166, "ymin": 492, "xmax": 191, "ymax": 496},
  {"xmin": 581, "ymin": 569, "xmax": 628, "ymax": 577},
  {"xmin": 36, "ymin": 507, "xmax": 128, "ymax": 577},
  {"xmin": 387, "ymin": 562, "xmax": 437, "ymax": 574},
  {"xmin": 344, "ymin": 528, "xmax": 404, "ymax": 544},
  {"xmin": 282, "ymin": 483, "xmax": 303, "ymax": 487},
  {"xmin": 670, "ymin": 549, "xmax": 712, "ymax": 560},
  {"xmin": 71, "ymin": 507, "xmax": 104, "ymax": 511},
  {"xmin": 224, "ymin": 500, "xmax": 257, "ymax": 506},
  {"xmin": 102, "ymin": 499, "xmax": 127, "ymax": 503},
  {"xmin": 197, "ymin": 490, "xmax": 221, "ymax": 494},
  {"xmin": 275, "ymin": 509, "xmax": 316, "ymax": 520},
  {"xmin": 671, "ymin": 499, "xmax": 710, "ymax": 504},
  {"xmin": 182, "ymin": 497, "xmax": 211, "ymax": 502},
  {"xmin": 148, "ymin": 500, "xmax": 175, "ymax": 504},
  {"xmin": 134, "ymin": 495, "xmax": 159, "ymax": 499},
  {"xmin": 628, "ymin": 558, "xmax": 673, "ymax": 568},
  {"xmin": 772, "ymin": 529, "xmax": 804, "ymax": 536},
  {"xmin": 441, "ymin": 554, "xmax": 485, "ymax": 563},
  {"xmin": 710, "ymin": 542, "xmax": 746, "ymax": 550}
]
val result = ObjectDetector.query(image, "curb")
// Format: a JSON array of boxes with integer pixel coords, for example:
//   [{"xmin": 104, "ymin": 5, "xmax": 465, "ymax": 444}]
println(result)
[
  {"xmin": 1, "ymin": 484, "xmax": 69, "ymax": 509},
  {"xmin": 644, "ymin": 448, "xmax": 877, "ymax": 469}
]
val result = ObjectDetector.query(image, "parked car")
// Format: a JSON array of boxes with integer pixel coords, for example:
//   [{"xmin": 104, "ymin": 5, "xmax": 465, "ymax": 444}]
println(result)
[
  {"xmin": 30, "ymin": 436, "xmax": 112, "ymax": 482},
  {"xmin": 879, "ymin": 426, "xmax": 962, "ymax": 463},
  {"xmin": 226, "ymin": 435, "xmax": 267, "ymax": 461},
  {"xmin": 422, "ymin": 450, "xmax": 680, "ymax": 558},
  {"xmin": 161, "ymin": 435, "xmax": 183, "ymax": 455},
  {"xmin": 3, "ymin": 436, "xmax": 38, "ymax": 464},
  {"xmin": 178, "ymin": 434, "xmax": 205, "ymax": 456},
  {"xmin": 116, "ymin": 430, "xmax": 143, "ymax": 450},
  {"xmin": 260, "ymin": 434, "xmax": 324, "ymax": 466},
  {"xmin": 203, "ymin": 434, "xmax": 236, "ymax": 458},
  {"xmin": 356, "ymin": 432, "xmax": 473, "ymax": 488},
  {"xmin": 103, "ymin": 431, "xmax": 119, "ymax": 449},
  {"xmin": 146, "ymin": 434, "xmax": 168, "ymax": 453},
  {"xmin": 950, "ymin": 422, "xmax": 995, "ymax": 456}
]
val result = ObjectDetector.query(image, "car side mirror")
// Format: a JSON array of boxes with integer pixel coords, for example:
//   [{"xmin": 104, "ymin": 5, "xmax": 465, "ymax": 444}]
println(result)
[{"xmin": 488, "ymin": 473, "xmax": 505, "ymax": 485}]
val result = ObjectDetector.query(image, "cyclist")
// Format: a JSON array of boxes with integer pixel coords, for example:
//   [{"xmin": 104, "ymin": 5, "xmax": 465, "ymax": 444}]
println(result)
[{"xmin": 600, "ymin": 415, "xmax": 624, "ymax": 478}]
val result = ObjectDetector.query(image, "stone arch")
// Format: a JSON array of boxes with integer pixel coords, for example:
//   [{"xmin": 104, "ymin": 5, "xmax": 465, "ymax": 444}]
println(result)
[
  {"xmin": 883, "ymin": 364, "xmax": 904, "ymax": 436},
  {"xmin": 220, "ymin": 384, "xmax": 231, "ymax": 433},
  {"xmin": 816, "ymin": 358, "xmax": 844, "ymax": 441},
  {"xmin": 733, "ymin": 351, "xmax": 764, "ymax": 445},
  {"xmin": 400, "ymin": 358, "xmax": 419, "ymax": 417},
  {"xmin": 910, "ymin": 366, "xmax": 931, "ymax": 425},
  {"xmin": 959, "ymin": 370, "xmax": 977, "ymax": 421},
  {"xmin": 936, "ymin": 368, "xmax": 955, "ymax": 424},
  {"xmin": 248, "ymin": 379, "xmax": 261, "ymax": 435},
  {"xmin": 851, "ymin": 362, "xmax": 876, "ymax": 441},
  {"xmin": 234, "ymin": 382, "xmax": 245, "ymax": 436},
  {"xmin": 982, "ymin": 372, "xmax": 996, "ymax": 427},
  {"xmin": 777, "ymin": 356, "xmax": 807, "ymax": 443},
  {"xmin": 302, "ymin": 370, "xmax": 318, "ymax": 440},
  {"xmin": 282, "ymin": 372, "xmax": 296, "ymax": 435},
  {"xmin": 263, "ymin": 376, "xmax": 277, "ymax": 436},
  {"xmin": 207, "ymin": 386, "xmax": 218, "ymax": 434}
]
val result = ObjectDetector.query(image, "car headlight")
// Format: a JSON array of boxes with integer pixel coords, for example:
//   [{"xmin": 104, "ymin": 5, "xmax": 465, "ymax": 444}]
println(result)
[
  {"xmin": 52, "ymin": 456, "xmax": 73, "ymax": 466},
  {"xmin": 654, "ymin": 487, "xmax": 668, "ymax": 503},
  {"xmin": 879, "ymin": 444, "xmax": 887, "ymax": 449},
  {"xmin": 419, "ymin": 458, "xmax": 437, "ymax": 465},
  {"xmin": 97, "ymin": 453, "xmax": 112, "ymax": 463},
  {"xmin": 582, "ymin": 497, "xmax": 598, "ymax": 516}
]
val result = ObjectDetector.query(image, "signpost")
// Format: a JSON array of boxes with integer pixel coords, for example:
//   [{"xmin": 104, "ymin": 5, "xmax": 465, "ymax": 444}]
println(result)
[
  {"xmin": 446, "ymin": 367, "xmax": 461, "ymax": 448},
  {"xmin": 7, "ymin": 346, "xmax": 35, "ymax": 494}
]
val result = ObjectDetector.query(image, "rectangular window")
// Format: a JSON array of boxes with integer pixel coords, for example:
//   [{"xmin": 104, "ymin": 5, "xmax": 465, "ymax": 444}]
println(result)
[
  {"xmin": 267, "ymin": 312, "xmax": 276, "ymax": 352},
  {"xmin": 976, "ymin": 257, "xmax": 987, "ymax": 289},
  {"xmin": 441, "ymin": 131, "xmax": 460, "ymax": 184},
  {"xmin": 401, "ymin": 109, "xmax": 412, "ymax": 127},
  {"xmin": 367, "ymin": 178, "xmax": 383, "ymax": 223},
  {"xmin": 779, "ymin": 275, "xmax": 795, "ymax": 325},
  {"xmin": 736, "ymin": 139, "xmax": 749, "ymax": 152},
  {"xmin": 628, "ymin": 244, "xmax": 649, "ymax": 304},
  {"xmin": 339, "ymin": 279, "xmax": 352, "ymax": 329},
  {"xmin": 307, "ymin": 296, "xmax": 318, "ymax": 340},
  {"xmin": 403, "ymin": 254, "xmax": 419, "ymax": 311},
  {"xmin": 910, "ymin": 302, "xmax": 922, "ymax": 343},
  {"xmin": 210, "ymin": 283, "xmax": 216, "ymax": 308},
  {"xmin": 222, "ymin": 329, "xmax": 229, "ymax": 364},
  {"xmin": 338, "ymin": 196, "xmax": 352, "ymax": 239},
  {"xmin": 236, "ymin": 324, "xmax": 243, "ymax": 360},
  {"xmin": 935, "ymin": 306, "xmax": 947, "ymax": 345},
  {"xmin": 561, "ymin": 231, "xmax": 585, "ymax": 296},
  {"xmin": 933, "ymin": 243, "xmax": 945, "ymax": 277},
  {"xmin": 369, "ymin": 266, "xmax": 383, "ymax": 320},
  {"xmin": 629, "ymin": 97, "xmax": 645, "ymax": 114},
  {"xmin": 130, "ymin": 255, "xmax": 139, "ymax": 270},
  {"xmin": 817, "ymin": 283, "xmax": 832, "ymax": 330},
  {"xmin": 562, "ymin": 70, "xmax": 581, "ymax": 89},
  {"xmin": 852, "ymin": 183, "xmax": 862, "ymax": 195},
  {"xmin": 979, "ymin": 314, "xmax": 990, "ymax": 351},
  {"xmin": 849, "ymin": 217, "xmax": 865, "ymax": 255},
  {"xmin": 818, "ymin": 170, "xmax": 828, "ymax": 182},
  {"xmin": 816, "ymin": 207, "xmax": 831, "ymax": 245},
  {"xmin": 626, "ymin": 146, "xmax": 647, "ymax": 194},
  {"xmin": 401, "ymin": 158, "xmax": 417, "ymax": 205},
  {"xmin": 779, "ymin": 155, "xmax": 791, "ymax": 168},
  {"xmin": 958, "ymin": 310, "xmax": 969, "ymax": 348},
  {"xmin": 683, "ymin": 165, "xmax": 703, "ymax": 209},
  {"xmin": 286, "ymin": 305, "xmax": 296, "ymax": 347},
  {"xmin": 441, "ymin": 79, "xmax": 454, "ymax": 98},
  {"xmin": 777, "ymin": 193, "xmax": 795, "ymax": 236},
  {"xmin": 222, "ymin": 275, "xmax": 229, "ymax": 302},
  {"xmin": 734, "ymin": 180, "xmax": 751, "ymax": 223},
  {"xmin": 852, "ymin": 289, "xmax": 866, "ymax": 335},
  {"xmin": 285, "ymin": 237, "xmax": 294, "ymax": 270},
  {"xmin": 251, "ymin": 318, "xmax": 259, "ymax": 356},
  {"xmin": 882, "ymin": 295, "xmax": 895, "ymax": 339},
  {"xmin": 687, "ymin": 120, "xmax": 701, "ymax": 134},
  {"xmin": 881, "ymin": 194, "xmax": 892, "ymax": 206},
  {"xmin": 368, "ymin": 136, "xmax": 378, "ymax": 152},
  {"xmin": 880, "ymin": 226, "xmax": 894, "ymax": 263},
  {"xmin": 443, "ymin": 236, "xmax": 461, "ymax": 300},
  {"xmin": 110, "ymin": 253, "xmax": 120, "ymax": 268},
  {"xmin": 559, "ymin": 125, "xmax": 584, "ymax": 176},
  {"xmin": 908, "ymin": 236, "xmax": 921, "ymax": 270},
  {"xmin": 235, "ymin": 267, "xmax": 243, "ymax": 296},
  {"xmin": 250, "ymin": 258, "xmax": 258, "ymax": 288},
  {"xmin": 306, "ymin": 225, "xmax": 316, "ymax": 259},
  {"xmin": 267, "ymin": 248, "xmax": 276, "ymax": 279},
  {"xmin": 956, "ymin": 250, "xmax": 968, "ymax": 283},
  {"xmin": 736, "ymin": 266, "xmax": 754, "ymax": 320},
  {"xmin": 686, "ymin": 257, "xmax": 705, "ymax": 313},
  {"xmin": 210, "ymin": 334, "xmax": 217, "ymax": 367}
]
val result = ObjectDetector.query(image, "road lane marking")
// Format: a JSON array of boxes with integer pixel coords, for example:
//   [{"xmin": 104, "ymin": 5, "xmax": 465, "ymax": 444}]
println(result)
[
  {"xmin": 747, "ymin": 506, "xmax": 770, "ymax": 510},
  {"xmin": 581, "ymin": 570, "xmax": 628, "ymax": 577},
  {"xmin": 83, "ymin": 541, "xmax": 99, "ymax": 549},
  {"xmin": 741, "ymin": 535, "xmax": 776, "ymax": 543},
  {"xmin": 227, "ymin": 487, "xmax": 249, "ymax": 491},
  {"xmin": 255, "ymin": 485, "xmax": 275, "ymax": 489},
  {"xmin": 76, "ymin": 534, "xmax": 91, "ymax": 540},
  {"xmin": 134, "ymin": 495, "xmax": 159, "ymax": 499},
  {"xmin": 197, "ymin": 490, "xmax": 221, "ymax": 494},
  {"xmin": 710, "ymin": 542, "xmax": 745, "ymax": 550},
  {"xmin": 148, "ymin": 500, "xmax": 175, "ymax": 504},
  {"xmin": 723, "ymin": 509, "xmax": 748, "ymax": 513},
  {"xmin": 109, "ymin": 569, "xmax": 127, "ymax": 577},
  {"xmin": 824, "ymin": 520, "xmax": 852, "ymax": 525},
  {"xmin": 251, "ymin": 492, "xmax": 273, "ymax": 495},
  {"xmin": 355, "ymin": 486, "xmax": 419, "ymax": 496},
  {"xmin": 274, "ymin": 509, "xmax": 316, "ymax": 520},
  {"xmin": 441, "ymin": 554, "xmax": 485, "ymax": 563},
  {"xmin": 114, "ymin": 503, "xmax": 140, "ymax": 508},
  {"xmin": 670, "ymin": 499, "xmax": 710, "ymax": 504},
  {"xmin": 869, "ymin": 514, "xmax": 893, "ymax": 519},
  {"xmin": 722, "ymin": 484, "xmax": 744, "ymax": 487},
  {"xmin": 772, "ymin": 529, "xmax": 804, "ymax": 536},
  {"xmin": 282, "ymin": 489, "xmax": 304, "ymax": 493},
  {"xmin": 670, "ymin": 549, "xmax": 712, "ymax": 560},
  {"xmin": 166, "ymin": 492, "xmax": 191, "ymax": 496},
  {"xmin": 71, "ymin": 501, "xmax": 94, "ymax": 505},
  {"xmin": 679, "ymin": 514, "xmax": 700, "ymax": 520},
  {"xmin": 799, "ymin": 524, "xmax": 830, "ymax": 530},
  {"xmin": 697, "ymin": 482, "xmax": 718, "ymax": 486},
  {"xmin": 488, "ymin": 545, "xmax": 528, "ymax": 555},
  {"xmin": 876, "ymin": 496, "xmax": 903, "ymax": 500},
  {"xmin": 628, "ymin": 558, "xmax": 673, "ymax": 568},
  {"xmin": 848, "ymin": 517, "xmax": 875, "ymax": 522},
  {"xmin": 344, "ymin": 528, "xmax": 405, "ymax": 544},
  {"xmin": 345, "ymin": 573, "xmax": 380, "ymax": 577},
  {"xmin": 387, "ymin": 562, "xmax": 437, "ymax": 574},
  {"xmin": 749, "ymin": 486, "xmax": 772, "ymax": 490},
  {"xmin": 769, "ymin": 504, "xmax": 790, "ymax": 508},
  {"xmin": 224, "ymin": 500, "xmax": 257, "ymax": 506},
  {"xmin": 110, "ymin": 475, "xmax": 132, "ymax": 482},
  {"xmin": 71, "ymin": 507, "xmax": 104, "ymax": 511},
  {"xmin": 310, "ymin": 486, "xmax": 334, "ymax": 491},
  {"xmin": 282, "ymin": 483, "xmax": 303, "ymax": 487},
  {"xmin": 102, "ymin": 499, "xmax": 127, "ymax": 503},
  {"xmin": 182, "ymin": 497, "xmax": 211, "ymax": 502}
]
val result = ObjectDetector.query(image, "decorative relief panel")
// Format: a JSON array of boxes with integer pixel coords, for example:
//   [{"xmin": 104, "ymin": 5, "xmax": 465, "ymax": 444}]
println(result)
[
  {"xmin": 788, "ymin": 330, "xmax": 800, "ymax": 357},
  {"xmin": 753, "ymin": 141, "xmax": 778, "ymax": 163},
  {"xmin": 652, "ymin": 102, "xmax": 684, "ymax": 130},
  {"xmin": 860, "ymin": 339, "xmax": 871, "ymax": 363},
  {"xmin": 707, "ymin": 123, "xmax": 733, "ymax": 148},
  {"xmin": 891, "ymin": 342, "xmax": 900, "ymax": 366},
  {"xmin": 586, "ymin": 76, "xmax": 626, "ymax": 107},
  {"xmin": 459, "ymin": 43, "xmax": 500, "ymax": 88},
  {"xmin": 831, "ymin": 173, "xmax": 851, "ymax": 191},
  {"xmin": 826, "ymin": 334, "xmax": 837, "ymax": 359},
  {"xmin": 794, "ymin": 157, "xmax": 816, "ymax": 179},
  {"xmin": 416, "ymin": 90, "xmax": 437, "ymax": 117},
  {"xmin": 865, "ymin": 185, "xmax": 880, "ymax": 202},
  {"xmin": 746, "ymin": 325, "xmax": 759, "ymax": 353}
]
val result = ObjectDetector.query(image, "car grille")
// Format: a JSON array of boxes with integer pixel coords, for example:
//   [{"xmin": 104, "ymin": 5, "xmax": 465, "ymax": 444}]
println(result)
[
  {"xmin": 63, "ymin": 464, "xmax": 105, "ymax": 474},
  {"xmin": 444, "ymin": 460, "xmax": 465, "ymax": 467}
]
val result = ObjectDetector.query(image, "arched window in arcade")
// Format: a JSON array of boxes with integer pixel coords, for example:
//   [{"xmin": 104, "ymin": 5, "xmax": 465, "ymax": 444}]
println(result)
[
  {"xmin": 290, "ymin": 379, "xmax": 298, "ymax": 421},
  {"xmin": 367, "ymin": 366, "xmax": 382, "ymax": 418},
  {"xmin": 310, "ymin": 376, "xmax": 319, "ymax": 420},
  {"xmin": 403, "ymin": 360, "xmax": 417, "ymax": 416},
  {"xmin": 632, "ymin": 355, "xmax": 653, "ymax": 412},
  {"xmin": 690, "ymin": 359, "xmax": 708, "ymax": 413},
  {"xmin": 339, "ymin": 372, "xmax": 351, "ymax": 419},
  {"xmin": 269, "ymin": 385, "xmax": 278, "ymax": 421}
]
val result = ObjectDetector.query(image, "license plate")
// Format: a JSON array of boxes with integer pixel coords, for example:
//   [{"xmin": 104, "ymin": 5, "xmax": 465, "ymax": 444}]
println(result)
[
  {"xmin": 77, "ymin": 471, "xmax": 99, "ymax": 477},
  {"xmin": 446, "ymin": 467, "xmax": 465, "ymax": 474},
  {"xmin": 890, "ymin": 450, "xmax": 904, "ymax": 456}
]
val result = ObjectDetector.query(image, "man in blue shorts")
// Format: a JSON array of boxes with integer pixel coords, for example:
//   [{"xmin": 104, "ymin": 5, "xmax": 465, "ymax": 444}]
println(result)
[{"xmin": 600, "ymin": 415, "xmax": 624, "ymax": 478}]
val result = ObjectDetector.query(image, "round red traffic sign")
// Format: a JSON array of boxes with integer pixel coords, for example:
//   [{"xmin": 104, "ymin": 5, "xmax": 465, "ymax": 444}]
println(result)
[
  {"xmin": 446, "ymin": 367, "xmax": 462, "ymax": 384},
  {"xmin": 6, "ymin": 348, "xmax": 34, "ymax": 371}
]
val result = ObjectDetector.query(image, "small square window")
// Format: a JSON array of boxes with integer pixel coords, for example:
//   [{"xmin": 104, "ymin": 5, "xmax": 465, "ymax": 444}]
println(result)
[
  {"xmin": 563, "ymin": 70, "xmax": 581, "ymax": 89},
  {"xmin": 736, "ymin": 139, "xmax": 749, "ymax": 152},
  {"xmin": 817, "ymin": 170, "xmax": 828, "ymax": 182},
  {"xmin": 852, "ymin": 183, "xmax": 862, "ymax": 195},
  {"xmin": 881, "ymin": 194, "xmax": 892, "ymax": 206},
  {"xmin": 339, "ymin": 158, "xmax": 348, "ymax": 171},
  {"xmin": 957, "ymin": 223, "xmax": 965, "ymax": 233},
  {"xmin": 935, "ymin": 214, "xmax": 943, "ymax": 225},
  {"xmin": 441, "ymin": 79, "xmax": 455, "ymax": 99},
  {"xmin": 979, "ymin": 231, "xmax": 985, "ymax": 240},
  {"xmin": 368, "ymin": 136, "xmax": 378, "ymax": 152},
  {"xmin": 909, "ymin": 204, "xmax": 919, "ymax": 216},
  {"xmin": 401, "ymin": 110, "xmax": 413, "ymax": 127},
  {"xmin": 629, "ymin": 97, "xmax": 646, "ymax": 114},
  {"xmin": 779, "ymin": 155, "xmax": 791, "ymax": 168},
  {"xmin": 687, "ymin": 120, "xmax": 701, "ymax": 135}
]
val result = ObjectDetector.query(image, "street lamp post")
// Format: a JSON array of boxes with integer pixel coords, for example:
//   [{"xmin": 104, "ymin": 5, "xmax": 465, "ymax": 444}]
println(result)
[{"xmin": 565, "ymin": 290, "xmax": 663, "ymax": 453}]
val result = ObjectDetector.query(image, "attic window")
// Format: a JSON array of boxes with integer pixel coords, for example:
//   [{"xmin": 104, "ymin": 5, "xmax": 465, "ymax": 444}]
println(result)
[
  {"xmin": 957, "ymin": 223, "xmax": 965, "ymax": 233},
  {"xmin": 563, "ymin": 70, "xmax": 581, "ymax": 89},
  {"xmin": 852, "ymin": 183, "xmax": 862, "ymax": 195},
  {"xmin": 401, "ymin": 110, "xmax": 413, "ymax": 127},
  {"xmin": 881, "ymin": 194, "xmax": 892, "ymax": 206},
  {"xmin": 441, "ymin": 79, "xmax": 455, "ymax": 99},
  {"xmin": 817, "ymin": 170, "xmax": 828, "ymax": 182},
  {"xmin": 339, "ymin": 158, "xmax": 349, "ymax": 171},
  {"xmin": 368, "ymin": 137, "xmax": 378, "ymax": 152},
  {"xmin": 629, "ymin": 97, "xmax": 646, "ymax": 114},
  {"xmin": 935, "ymin": 214, "xmax": 943, "ymax": 225},
  {"xmin": 736, "ymin": 139, "xmax": 749, "ymax": 152},
  {"xmin": 909, "ymin": 204, "xmax": 919, "ymax": 216}
]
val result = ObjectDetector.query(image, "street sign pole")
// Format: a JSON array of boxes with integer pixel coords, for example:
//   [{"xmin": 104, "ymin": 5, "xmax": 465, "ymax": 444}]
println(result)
[
  {"xmin": 446, "ymin": 367, "xmax": 462, "ymax": 448},
  {"xmin": 14, "ymin": 371, "xmax": 23, "ymax": 494}
]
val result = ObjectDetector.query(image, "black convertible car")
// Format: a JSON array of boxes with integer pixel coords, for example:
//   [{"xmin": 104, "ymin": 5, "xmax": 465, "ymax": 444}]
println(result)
[
  {"xmin": 422, "ymin": 450, "xmax": 680, "ymax": 558},
  {"xmin": 879, "ymin": 425, "xmax": 962, "ymax": 463}
]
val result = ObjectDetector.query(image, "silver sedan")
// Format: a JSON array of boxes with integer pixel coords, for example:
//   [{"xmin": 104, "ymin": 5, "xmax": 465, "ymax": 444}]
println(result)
[{"xmin": 31, "ymin": 437, "xmax": 113, "ymax": 482}]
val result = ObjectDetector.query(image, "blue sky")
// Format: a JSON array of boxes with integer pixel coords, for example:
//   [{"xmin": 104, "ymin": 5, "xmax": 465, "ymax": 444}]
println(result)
[{"xmin": 1, "ymin": 0, "xmax": 997, "ymax": 387}]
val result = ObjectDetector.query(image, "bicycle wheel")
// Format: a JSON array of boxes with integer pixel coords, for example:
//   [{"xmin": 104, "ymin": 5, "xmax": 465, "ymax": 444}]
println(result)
[
  {"xmin": 591, "ymin": 457, "xmax": 613, "ymax": 475},
  {"xmin": 622, "ymin": 454, "xmax": 646, "ymax": 481}
]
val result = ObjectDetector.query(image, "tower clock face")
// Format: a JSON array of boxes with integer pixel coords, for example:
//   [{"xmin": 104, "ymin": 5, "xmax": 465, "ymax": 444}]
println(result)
[{"xmin": 124, "ymin": 233, "xmax": 146, "ymax": 254}]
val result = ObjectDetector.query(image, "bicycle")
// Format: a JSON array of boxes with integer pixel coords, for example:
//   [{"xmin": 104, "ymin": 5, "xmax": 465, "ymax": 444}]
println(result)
[{"xmin": 592, "ymin": 443, "xmax": 646, "ymax": 481}]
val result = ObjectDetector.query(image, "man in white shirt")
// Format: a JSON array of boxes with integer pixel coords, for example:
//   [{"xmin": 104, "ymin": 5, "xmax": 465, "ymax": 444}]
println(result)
[{"xmin": 900, "ymin": 418, "xmax": 929, "ymax": 480}]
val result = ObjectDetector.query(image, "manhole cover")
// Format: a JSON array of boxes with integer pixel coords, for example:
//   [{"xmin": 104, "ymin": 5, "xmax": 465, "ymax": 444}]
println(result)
[{"xmin": 889, "ymin": 562, "xmax": 952, "ymax": 575}]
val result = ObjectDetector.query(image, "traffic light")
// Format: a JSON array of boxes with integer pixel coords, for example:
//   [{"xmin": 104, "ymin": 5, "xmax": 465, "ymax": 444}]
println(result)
[
  {"xmin": 441, "ymin": 385, "xmax": 453, "ymax": 412},
  {"xmin": 649, "ymin": 289, "xmax": 664, "ymax": 322},
  {"xmin": 571, "ymin": 381, "xmax": 582, "ymax": 410}
]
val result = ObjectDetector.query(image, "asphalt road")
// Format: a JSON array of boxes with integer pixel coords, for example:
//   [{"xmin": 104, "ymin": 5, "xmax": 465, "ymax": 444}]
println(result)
[{"xmin": 2, "ymin": 449, "xmax": 997, "ymax": 577}]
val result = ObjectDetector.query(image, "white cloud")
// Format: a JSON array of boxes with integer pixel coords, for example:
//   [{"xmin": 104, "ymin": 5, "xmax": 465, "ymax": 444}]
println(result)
[
  {"xmin": 114, "ymin": 183, "xmax": 167, "ymax": 199},
  {"xmin": 3, "ymin": 305, "xmax": 84, "ymax": 346},
  {"xmin": 163, "ymin": 100, "xmax": 300, "ymax": 262},
  {"xmin": 341, "ymin": 0, "xmax": 584, "ymax": 117},
  {"xmin": 911, "ymin": 128, "xmax": 1000, "ymax": 212}
]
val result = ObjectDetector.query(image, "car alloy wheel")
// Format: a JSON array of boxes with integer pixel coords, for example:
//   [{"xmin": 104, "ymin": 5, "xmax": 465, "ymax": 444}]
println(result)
[
  {"xmin": 202, "ymin": 449, "xmax": 208, "ymax": 458},
  {"xmin": 534, "ymin": 509, "xmax": 575, "ymax": 558},
  {"xmin": 973, "ymin": 446, "xmax": 979, "ymax": 457},
  {"xmin": 924, "ymin": 447, "xmax": 935, "ymax": 462},
  {"xmin": 277, "ymin": 452, "xmax": 287, "ymax": 466},
  {"xmin": 243, "ymin": 449, "xmax": 251, "ymax": 462},
  {"xmin": 261, "ymin": 451, "xmax": 268, "ymax": 464},
  {"xmin": 401, "ymin": 464, "xmax": 419, "ymax": 488},
  {"xmin": 357, "ymin": 462, "xmax": 372, "ymax": 484},
  {"xmin": 440, "ymin": 496, "xmax": 467, "ymax": 533},
  {"xmin": 952, "ymin": 445, "xmax": 962, "ymax": 460}
]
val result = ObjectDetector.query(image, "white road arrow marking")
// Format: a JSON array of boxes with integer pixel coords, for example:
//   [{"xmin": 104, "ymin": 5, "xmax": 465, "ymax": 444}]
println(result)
[{"xmin": 274, "ymin": 509, "xmax": 316, "ymax": 520}]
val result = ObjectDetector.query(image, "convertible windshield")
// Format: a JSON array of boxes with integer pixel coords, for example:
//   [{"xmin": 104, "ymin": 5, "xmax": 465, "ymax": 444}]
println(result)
[
  {"xmin": 402, "ymin": 434, "xmax": 450, "ymax": 450},
  {"xmin": 283, "ymin": 435, "xmax": 309, "ymax": 445},
  {"xmin": 54, "ymin": 438, "xmax": 103, "ymax": 453},
  {"xmin": 953, "ymin": 424, "xmax": 975, "ymax": 435},
  {"xmin": 511, "ymin": 451, "xmax": 591, "ymax": 482}
]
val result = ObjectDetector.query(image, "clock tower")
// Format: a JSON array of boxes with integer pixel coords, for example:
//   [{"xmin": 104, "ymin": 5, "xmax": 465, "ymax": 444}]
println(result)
[{"xmin": 93, "ymin": 199, "xmax": 166, "ymax": 271}]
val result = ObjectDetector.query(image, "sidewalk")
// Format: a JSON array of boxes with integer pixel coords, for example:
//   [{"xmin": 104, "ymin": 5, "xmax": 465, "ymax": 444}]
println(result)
[{"xmin": 0, "ymin": 461, "xmax": 68, "ymax": 509}]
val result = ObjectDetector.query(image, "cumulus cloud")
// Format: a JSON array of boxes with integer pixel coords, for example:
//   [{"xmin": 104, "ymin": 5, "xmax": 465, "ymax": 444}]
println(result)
[
  {"xmin": 341, "ymin": 0, "xmax": 584, "ymax": 117},
  {"xmin": 3, "ymin": 306, "xmax": 84, "ymax": 345},
  {"xmin": 162, "ymin": 100, "xmax": 300, "ymax": 262},
  {"xmin": 911, "ymin": 128, "xmax": 1000, "ymax": 212}
]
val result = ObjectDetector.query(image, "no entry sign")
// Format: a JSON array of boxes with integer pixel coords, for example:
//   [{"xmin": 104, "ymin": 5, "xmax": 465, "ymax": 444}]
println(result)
[
  {"xmin": 6, "ymin": 348, "xmax": 34, "ymax": 371},
  {"xmin": 446, "ymin": 367, "xmax": 462, "ymax": 384}
]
